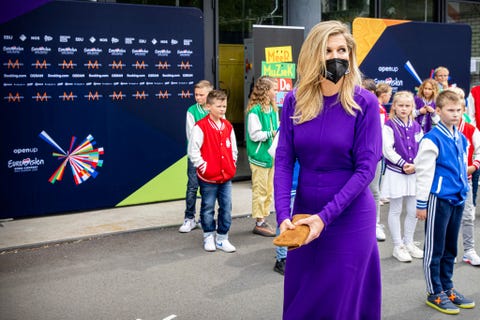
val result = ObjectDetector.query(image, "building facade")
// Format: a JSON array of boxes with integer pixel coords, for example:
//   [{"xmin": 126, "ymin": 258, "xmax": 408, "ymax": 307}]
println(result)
[{"xmin": 112, "ymin": 0, "xmax": 479, "ymax": 132}]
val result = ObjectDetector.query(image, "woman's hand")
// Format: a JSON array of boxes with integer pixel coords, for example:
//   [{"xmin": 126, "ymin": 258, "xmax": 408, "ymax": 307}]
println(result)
[
  {"xmin": 279, "ymin": 218, "xmax": 295, "ymax": 233},
  {"xmin": 294, "ymin": 214, "xmax": 325, "ymax": 245}
]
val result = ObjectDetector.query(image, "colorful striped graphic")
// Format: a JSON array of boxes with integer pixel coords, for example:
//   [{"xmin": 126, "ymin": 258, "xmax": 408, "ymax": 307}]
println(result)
[{"xmin": 39, "ymin": 130, "xmax": 104, "ymax": 185}]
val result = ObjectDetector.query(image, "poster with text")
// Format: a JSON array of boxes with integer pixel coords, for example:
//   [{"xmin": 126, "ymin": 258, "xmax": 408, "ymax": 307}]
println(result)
[
  {"xmin": 353, "ymin": 18, "xmax": 471, "ymax": 110},
  {"xmin": 0, "ymin": 0, "xmax": 204, "ymax": 218},
  {"xmin": 253, "ymin": 25, "xmax": 304, "ymax": 108}
]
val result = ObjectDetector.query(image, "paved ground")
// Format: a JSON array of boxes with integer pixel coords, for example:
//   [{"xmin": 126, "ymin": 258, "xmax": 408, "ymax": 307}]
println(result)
[
  {"xmin": 0, "ymin": 181, "xmax": 253, "ymax": 251},
  {"xmin": 0, "ymin": 191, "xmax": 479, "ymax": 320}
]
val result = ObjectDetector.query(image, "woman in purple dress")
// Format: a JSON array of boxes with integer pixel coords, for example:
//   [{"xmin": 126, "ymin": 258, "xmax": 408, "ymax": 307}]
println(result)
[{"xmin": 274, "ymin": 21, "xmax": 382, "ymax": 319}]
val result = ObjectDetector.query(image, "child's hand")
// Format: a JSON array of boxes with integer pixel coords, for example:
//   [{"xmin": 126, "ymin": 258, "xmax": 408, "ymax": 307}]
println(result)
[
  {"xmin": 467, "ymin": 165, "xmax": 476, "ymax": 175},
  {"xmin": 425, "ymin": 106, "xmax": 435, "ymax": 113},
  {"xmin": 403, "ymin": 163, "xmax": 415, "ymax": 174},
  {"xmin": 416, "ymin": 209, "xmax": 427, "ymax": 220},
  {"xmin": 198, "ymin": 162, "xmax": 207, "ymax": 174}
]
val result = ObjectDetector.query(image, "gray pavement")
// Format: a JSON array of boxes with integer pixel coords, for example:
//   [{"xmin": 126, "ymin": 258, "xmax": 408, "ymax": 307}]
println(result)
[
  {"xmin": 0, "ymin": 180, "xmax": 479, "ymax": 319},
  {"xmin": 0, "ymin": 181, "xmax": 253, "ymax": 251}
]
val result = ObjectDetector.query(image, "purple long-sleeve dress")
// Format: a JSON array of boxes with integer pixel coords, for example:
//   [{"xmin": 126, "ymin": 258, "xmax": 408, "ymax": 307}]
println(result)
[{"xmin": 274, "ymin": 87, "xmax": 382, "ymax": 320}]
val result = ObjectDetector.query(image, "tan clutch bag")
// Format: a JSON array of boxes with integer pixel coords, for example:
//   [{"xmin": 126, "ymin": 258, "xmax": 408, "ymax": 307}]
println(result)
[{"xmin": 273, "ymin": 214, "xmax": 311, "ymax": 250}]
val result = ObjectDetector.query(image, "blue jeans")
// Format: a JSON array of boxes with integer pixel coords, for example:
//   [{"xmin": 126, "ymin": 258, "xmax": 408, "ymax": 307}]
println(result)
[
  {"xmin": 198, "ymin": 179, "xmax": 232, "ymax": 235},
  {"xmin": 275, "ymin": 226, "xmax": 287, "ymax": 260},
  {"xmin": 471, "ymin": 170, "xmax": 480, "ymax": 206},
  {"xmin": 184, "ymin": 159, "xmax": 199, "ymax": 220}
]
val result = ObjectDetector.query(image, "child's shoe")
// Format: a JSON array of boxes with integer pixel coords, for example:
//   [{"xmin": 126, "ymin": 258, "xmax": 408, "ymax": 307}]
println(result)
[
  {"xmin": 426, "ymin": 292, "xmax": 460, "ymax": 315},
  {"xmin": 216, "ymin": 234, "xmax": 236, "ymax": 253},
  {"xmin": 273, "ymin": 258, "xmax": 286, "ymax": 275},
  {"xmin": 216, "ymin": 239, "xmax": 236, "ymax": 253},
  {"xmin": 375, "ymin": 224, "xmax": 386, "ymax": 241},
  {"xmin": 253, "ymin": 221, "xmax": 276, "ymax": 237},
  {"xmin": 203, "ymin": 234, "xmax": 216, "ymax": 252},
  {"xmin": 445, "ymin": 288, "xmax": 476, "ymax": 309},
  {"xmin": 392, "ymin": 245, "xmax": 412, "ymax": 262},
  {"xmin": 405, "ymin": 242, "xmax": 424, "ymax": 259},
  {"xmin": 462, "ymin": 249, "xmax": 480, "ymax": 266},
  {"xmin": 179, "ymin": 218, "xmax": 197, "ymax": 233}
]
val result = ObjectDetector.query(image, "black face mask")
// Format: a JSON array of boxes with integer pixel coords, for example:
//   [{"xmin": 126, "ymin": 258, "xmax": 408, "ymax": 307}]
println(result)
[{"xmin": 325, "ymin": 58, "xmax": 349, "ymax": 84}]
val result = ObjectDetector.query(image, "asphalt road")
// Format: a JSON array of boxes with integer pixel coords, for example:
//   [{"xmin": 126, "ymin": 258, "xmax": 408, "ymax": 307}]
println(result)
[{"xmin": 1, "ymin": 212, "xmax": 479, "ymax": 320}]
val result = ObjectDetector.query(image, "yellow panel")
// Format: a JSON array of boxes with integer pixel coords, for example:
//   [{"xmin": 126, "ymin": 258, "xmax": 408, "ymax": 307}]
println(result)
[
  {"xmin": 353, "ymin": 18, "xmax": 410, "ymax": 66},
  {"xmin": 219, "ymin": 44, "xmax": 244, "ymax": 124}
]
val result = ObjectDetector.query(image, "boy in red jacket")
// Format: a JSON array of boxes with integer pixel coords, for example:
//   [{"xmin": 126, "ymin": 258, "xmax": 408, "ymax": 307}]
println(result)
[{"xmin": 188, "ymin": 90, "xmax": 238, "ymax": 252}]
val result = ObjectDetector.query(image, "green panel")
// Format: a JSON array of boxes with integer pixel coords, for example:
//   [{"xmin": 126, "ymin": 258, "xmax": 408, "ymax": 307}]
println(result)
[
  {"xmin": 116, "ymin": 156, "xmax": 187, "ymax": 206},
  {"xmin": 261, "ymin": 62, "xmax": 296, "ymax": 78}
]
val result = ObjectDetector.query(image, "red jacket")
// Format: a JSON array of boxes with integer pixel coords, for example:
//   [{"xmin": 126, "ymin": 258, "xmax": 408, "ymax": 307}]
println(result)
[
  {"xmin": 459, "ymin": 118, "xmax": 480, "ymax": 170},
  {"xmin": 472, "ymin": 86, "xmax": 480, "ymax": 130},
  {"xmin": 195, "ymin": 117, "xmax": 237, "ymax": 183}
]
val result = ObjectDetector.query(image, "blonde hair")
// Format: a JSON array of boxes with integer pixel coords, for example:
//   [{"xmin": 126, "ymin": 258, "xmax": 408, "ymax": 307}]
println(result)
[
  {"xmin": 294, "ymin": 20, "xmax": 362, "ymax": 124},
  {"xmin": 445, "ymin": 87, "xmax": 466, "ymax": 109},
  {"xmin": 436, "ymin": 90, "xmax": 461, "ymax": 109},
  {"xmin": 246, "ymin": 76, "xmax": 278, "ymax": 113},
  {"xmin": 434, "ymin": 66, "xmax": 449, "ymax": 78},
  {"xmin": 417, "ymin": 78, "xmax": 439, "ymax": 101},
  {"xmin": 389, "ymin": 90, "xmax": 415, "ymax": 120},
  {"xmin": 445, "ymin": 86, "xmax": 465, "ymax": 99},
  {"xmin": 375, "ymin": 83, "xmax": 392, "ymax": 97},
  {"xmin": 194, "ymin": 80, "xmax": 213, "ymax": 91}
]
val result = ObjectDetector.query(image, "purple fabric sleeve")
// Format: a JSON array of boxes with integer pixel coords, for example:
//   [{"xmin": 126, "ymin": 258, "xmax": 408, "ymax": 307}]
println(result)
[{"xmin": 274, "ymin": 92, "xmax": 297, "ymax": 225}]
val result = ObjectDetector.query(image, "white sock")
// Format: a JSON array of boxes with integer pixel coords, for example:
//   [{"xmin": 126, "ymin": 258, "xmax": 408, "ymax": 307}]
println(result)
[{"xmin": 217, "ymin": 233, "xmax": 228, "ymax": 242}]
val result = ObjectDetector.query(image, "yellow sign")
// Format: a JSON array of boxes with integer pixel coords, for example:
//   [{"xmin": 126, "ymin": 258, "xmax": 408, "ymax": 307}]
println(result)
[{"xmin": 265, "ymin": 46, "xmax": 292, "ymax": 63}]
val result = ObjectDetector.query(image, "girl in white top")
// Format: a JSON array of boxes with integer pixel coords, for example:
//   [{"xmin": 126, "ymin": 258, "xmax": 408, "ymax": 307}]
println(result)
[{"xmin": 381, "ymin": 91, "xmax": 424, "ymax": 262}]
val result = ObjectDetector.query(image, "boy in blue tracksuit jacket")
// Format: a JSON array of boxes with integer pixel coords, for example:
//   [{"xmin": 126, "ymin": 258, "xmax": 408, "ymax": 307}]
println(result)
[{"xmin": 414, "ymin": 90, "xmax": 475, "ymax": 315}]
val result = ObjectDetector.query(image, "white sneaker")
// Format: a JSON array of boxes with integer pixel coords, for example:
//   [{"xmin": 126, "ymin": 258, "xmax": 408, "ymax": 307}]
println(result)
[
  {"xmin": 393, "ymin": 245, "xmax": 412, "ymax": 262},
  {"xmin": 463, "ymin": 249, "xmax": 480, "ymax": 266},
  {"xmin": 216, "ymin": 239, "xmax": 236, "ymax": 253},
  {"xmin": 405, "ymin": 242, "xmax": 424, "ymax": 259},
  {"xmin": 376, "ymin": 224, "xmax": 386, "ymax": 241},
  {"xmin": 203, "ymin": 234, "xmax": 216, "ymax": 252},
  {"xmin": 179, "ymin": 218, "xmax": 197, "ymax": 233}
]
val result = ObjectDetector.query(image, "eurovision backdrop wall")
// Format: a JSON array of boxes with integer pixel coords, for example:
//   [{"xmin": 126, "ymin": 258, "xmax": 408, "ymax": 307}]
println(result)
[
  {"xmin": 353, "ymin": 18, "xmax": 471, "ymax": 105},
  {"xmin": 0, "ymin": 0, "xmax": 204, "ymax": 218}
]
